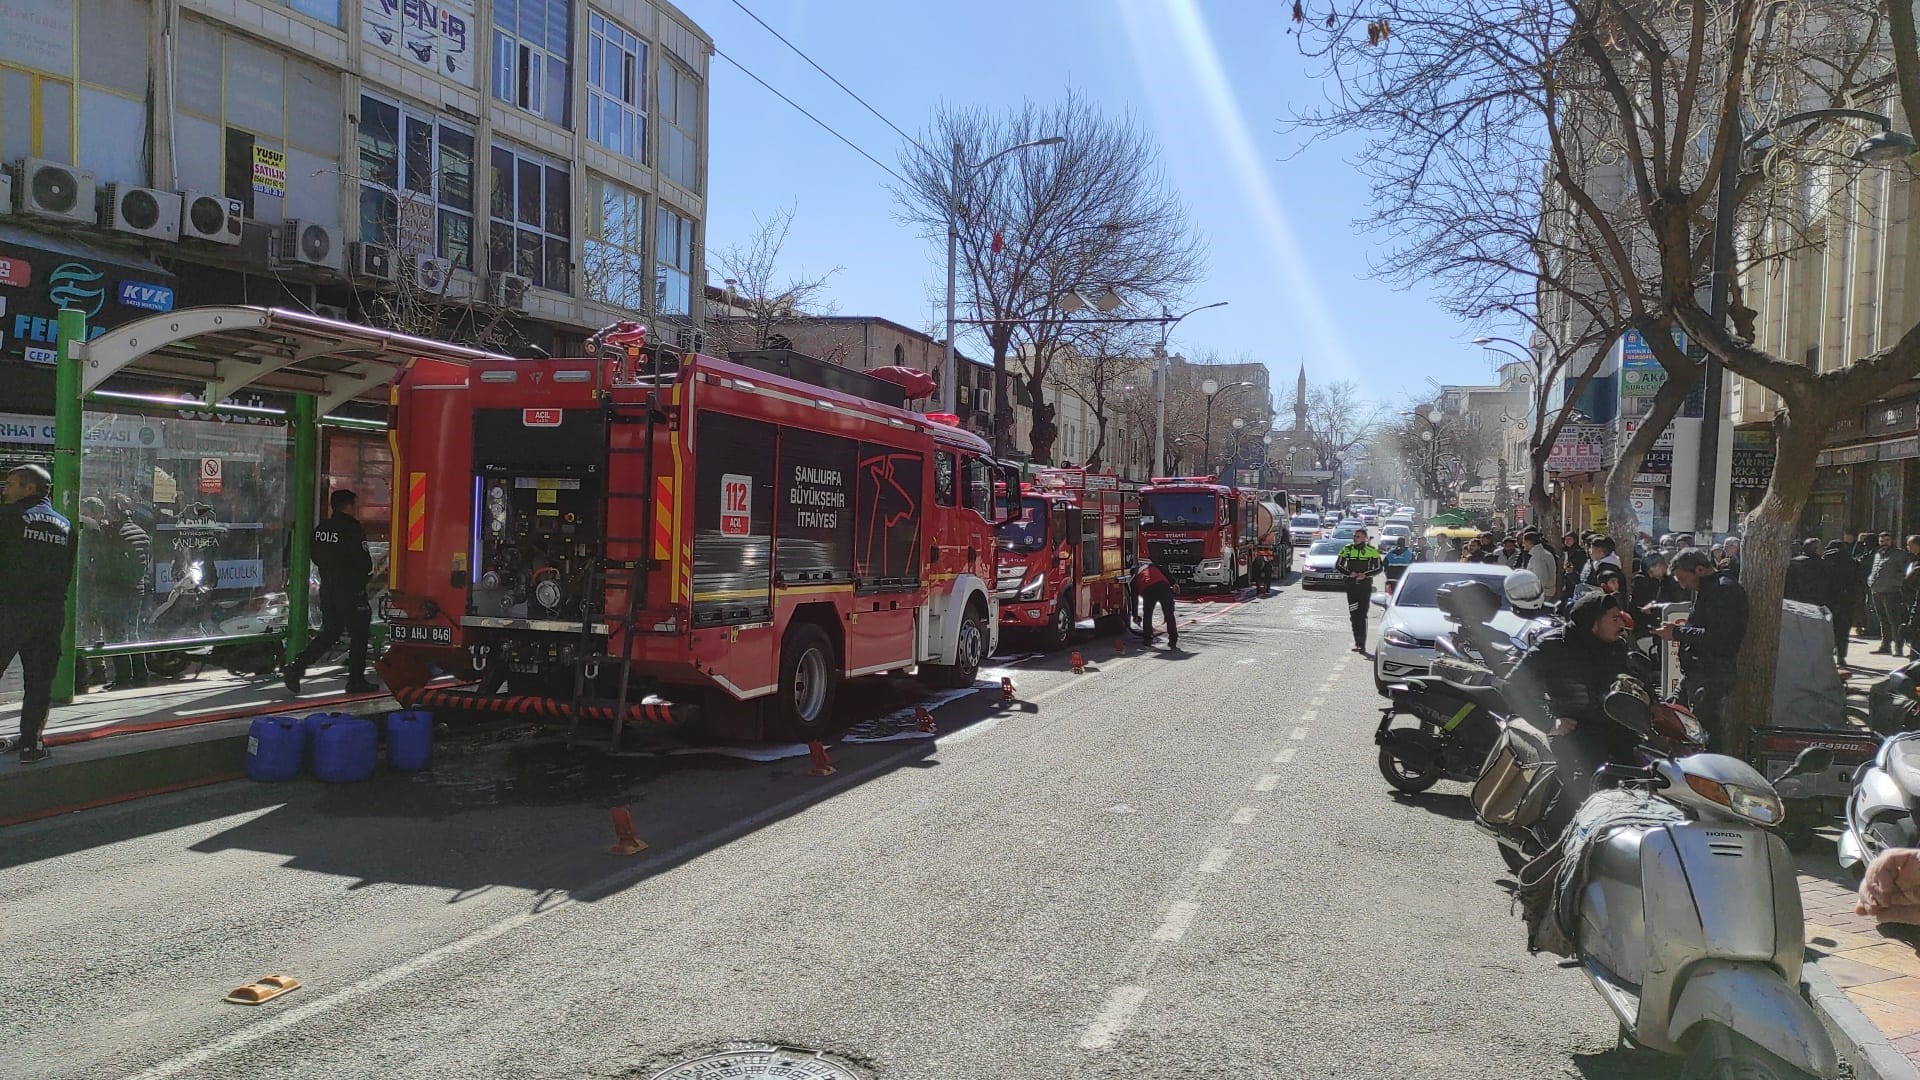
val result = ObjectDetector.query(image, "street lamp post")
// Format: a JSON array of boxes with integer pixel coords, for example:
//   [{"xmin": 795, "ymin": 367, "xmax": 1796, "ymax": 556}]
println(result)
[
  {"xmin": 942, "ymin": 135, "xmax": 1067, "ymax": 416},
  {"xmin": 1200, "ymin": 379, "xmax": 1253, "ymax": 476},
  {"xmin": 1695, "ymin": 109, "xmax": 1914, "ymax": 537}
]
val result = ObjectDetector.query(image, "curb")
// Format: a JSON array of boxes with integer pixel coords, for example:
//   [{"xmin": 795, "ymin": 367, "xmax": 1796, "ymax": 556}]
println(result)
[{"xmin": 1805, "ymin": 957, "xmax": 1920, "ymax": 1080}]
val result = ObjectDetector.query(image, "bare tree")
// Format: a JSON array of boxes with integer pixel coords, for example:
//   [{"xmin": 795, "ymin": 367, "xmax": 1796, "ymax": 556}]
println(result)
[
  {"xmin": 347, "ymin": 176, "xmax": 525, "ymax": 353},
  {"xmin": 1305, "ymin": 381, "xmax": 1392, "ymax": 478},
  {"xmin": 1053, "ymin": 320, "xmax": 1156, "ymax": 472},
  {"xmin": 1292, "ymin": 0, "xmax": 1920, "ymax": 741},
  {"xmin": 894, "ymin": 91, "xmax": 1206, "ymax": 461},
  {"xmin": 705, "ymin": 204, "xmax": 842, "ymax": 355}
]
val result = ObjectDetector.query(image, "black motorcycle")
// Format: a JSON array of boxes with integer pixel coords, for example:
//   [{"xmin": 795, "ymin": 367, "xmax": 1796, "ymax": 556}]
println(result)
[{"xmin": 1375, "ymin": 579, "xmax": 1522, "ymax": 795}]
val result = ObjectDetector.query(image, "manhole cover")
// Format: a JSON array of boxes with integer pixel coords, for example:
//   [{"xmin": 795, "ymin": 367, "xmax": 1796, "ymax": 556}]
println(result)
[{"xmin": 647, "ymin": 1043, "xmax": 863, "ymax": 1080}]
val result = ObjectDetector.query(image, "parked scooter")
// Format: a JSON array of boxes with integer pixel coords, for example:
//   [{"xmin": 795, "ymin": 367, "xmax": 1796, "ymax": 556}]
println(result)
[
  {"xmin": 1375, "ymin": 576, "xmax": 1535, "ymax": 794},
  {"xmin": 1543, "ymin": 700, "xmax": 1837, "ymax": 1078}
]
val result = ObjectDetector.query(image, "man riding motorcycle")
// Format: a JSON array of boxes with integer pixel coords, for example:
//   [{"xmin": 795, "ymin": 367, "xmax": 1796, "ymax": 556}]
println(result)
[{"xmin": 1505, "ymin": 591, "xmax": 1649, "ymax": 806}]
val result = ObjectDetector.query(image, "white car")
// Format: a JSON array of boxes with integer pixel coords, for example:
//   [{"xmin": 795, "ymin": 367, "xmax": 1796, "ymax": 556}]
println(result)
[
  {"xmin": 1378, "ymin": 523, "xmax": 1412, "ymax": 545},
  {"xmin": 1299, "ymin": 538, "xmax": 1350, "ymax": 588},
  {"xmin": 1289, "ymin": 514, "xmax": 1323, "ymax": 546},
  {"xmin": 1370, "ymin": 563, "xmax": 1527, "ymax": 694}
]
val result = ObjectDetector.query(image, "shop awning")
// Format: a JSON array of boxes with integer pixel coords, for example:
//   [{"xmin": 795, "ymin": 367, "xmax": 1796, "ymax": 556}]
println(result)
[{"xmin": 75, "ymin": 306, "xmax": 510, "ymax": 414}]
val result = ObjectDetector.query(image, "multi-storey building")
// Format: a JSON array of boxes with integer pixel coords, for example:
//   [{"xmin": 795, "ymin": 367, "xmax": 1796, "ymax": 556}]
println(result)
[{"xmin": 0, "ymin": 0, "xmax": 711, "ymax": 432}]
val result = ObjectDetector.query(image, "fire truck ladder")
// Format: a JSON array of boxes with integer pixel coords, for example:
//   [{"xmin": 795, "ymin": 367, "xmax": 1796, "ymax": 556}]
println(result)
[{"xmin": 568, "ymin": 393, "xmax": 663, "ymax": 752}]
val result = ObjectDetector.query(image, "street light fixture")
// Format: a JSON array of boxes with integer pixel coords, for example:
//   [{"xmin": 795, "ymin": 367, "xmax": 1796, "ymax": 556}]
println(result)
[
  {"xmin": 942, "ymin": 135, "xmax": 1068, "ymax": 415},
  {"xmin": 1060, "ymin": 288, "xmax": 1124, "ymax": 314}
]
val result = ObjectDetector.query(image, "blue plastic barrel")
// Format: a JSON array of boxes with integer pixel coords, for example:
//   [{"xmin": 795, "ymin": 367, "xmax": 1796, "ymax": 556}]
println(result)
[
  {"xmin": 245, "ymin": 716, "xmax": 304, "ymax": 782},
  {"xmin": 385, "ymin": 710, "xmax": 433, "ymax": 772},
  {"xmin": 312, "ymin": 716, "xmax": 380, "ymax": 783},
  {"xmin": 300, "ymin": 711, "xmax": 338, "ymax": 752}
]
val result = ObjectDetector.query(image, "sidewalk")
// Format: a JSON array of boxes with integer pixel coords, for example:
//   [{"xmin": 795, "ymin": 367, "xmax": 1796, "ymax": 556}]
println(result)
[{"xmin": 1799, "ymin": 629, "xmax": 1920, "ymax": 1080}]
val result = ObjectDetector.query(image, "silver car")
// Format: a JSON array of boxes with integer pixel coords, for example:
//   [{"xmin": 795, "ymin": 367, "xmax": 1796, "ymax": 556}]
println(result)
[{"xmin": 1300, "ymin": 539, "xmax": 1350, "ymax": 589}]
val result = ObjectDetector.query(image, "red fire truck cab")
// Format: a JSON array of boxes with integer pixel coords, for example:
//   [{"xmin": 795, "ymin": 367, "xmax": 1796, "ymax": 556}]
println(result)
[
  {"xmin": 1136, "ymin": 476, "xmax": 1258, "ymax": 593},
  {"xmin": 378, "ymin": 328, "xmax": 1019, "ymax": 745},
  {"xmin": 993, "ymin": 467, "xmax": 1139, "ymax": 649}
]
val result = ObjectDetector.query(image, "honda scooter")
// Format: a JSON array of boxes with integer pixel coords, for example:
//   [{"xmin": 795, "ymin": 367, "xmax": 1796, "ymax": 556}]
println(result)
[{"xmin": 1552, "ymin": 703, "xmax": 1837, "ymax": 1079}]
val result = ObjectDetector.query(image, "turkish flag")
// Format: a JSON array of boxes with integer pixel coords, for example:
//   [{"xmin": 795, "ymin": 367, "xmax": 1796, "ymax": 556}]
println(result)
[{"xmin": 991, "ymin": 231, "xmax": 1004, "ymax": 254}]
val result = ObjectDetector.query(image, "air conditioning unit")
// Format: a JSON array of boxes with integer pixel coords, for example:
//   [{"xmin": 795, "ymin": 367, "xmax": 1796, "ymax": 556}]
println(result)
[
  {"xmin": 409, "ymin": 255, "xmax": 453, "ymax": 294},
  {"xmin": 313, "ymin": 303, "xmax": 352, "ymax": 322},
  {"xmin": 97, "ymin": 184, "xmax": 182, "ymax": 242},
  {"xmin": 14, "ymin": 158, "xmax": 96, "ymax": 223},
  {"xmin": 179, "ymin": 190, "xmax": 243, "ymax": 244},
  {"xmin": 276, "ymin": 219, "xmax": 341, "ymax": 271},
  {"xmin": 488, "ymin": 271, "xmax": 530, "ymax": 311},
  {"xmin": 349, "ymin": 241, "xmax": 396, "ymax": 284}
]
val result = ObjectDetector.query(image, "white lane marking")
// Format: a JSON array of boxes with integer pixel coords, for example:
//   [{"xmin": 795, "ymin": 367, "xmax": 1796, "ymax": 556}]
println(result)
[
  {"xmin": 1289, "ymin": 727, "xmax": 1308, "ymax": 741},
  {"xmin": 1298, "ymin": 710, "xmax": 1318, "ymax": 724},
  {"xmin": 1196, "ymin": 847, "xmax": 1231, "ymax": 875},
  {"xmin": 1079, "ymin": 985, "xmax": 1150, "ymax": 1050},
  {"xmin": 1230, "ymin": 807, "xmax": 1258, "ymax": 825},
  {"xmin": 1151, "ymin": 900, "xmax": 1201, "ymax": 942},
  {"xmin": 937, "ymin": 713, "xmax": 1010, "ymax": 746},
  {"xmin": 123, "ymin": 743, "xmax": 920, "ymax": 1080},
  {"xmin": 1309, "ymin": 695, "xmax": 1326, "ymax": 707},
  {"xmin": 1254, "ymin": 773, "xmax": 1281, "ymax": 792},
  {"xmin": 1273, "ymin": 747, "xmax": 1297, "ymax": 764},
  {"xmin": 1235, "ymin": 657, "xmax": 1259, "ymax": 665}
]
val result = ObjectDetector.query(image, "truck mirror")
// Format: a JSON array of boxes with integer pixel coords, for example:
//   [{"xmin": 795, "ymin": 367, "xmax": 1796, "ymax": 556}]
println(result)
[{"xmin": 994, "ymin": 463, "xmax": 1022, "ymax": 525}]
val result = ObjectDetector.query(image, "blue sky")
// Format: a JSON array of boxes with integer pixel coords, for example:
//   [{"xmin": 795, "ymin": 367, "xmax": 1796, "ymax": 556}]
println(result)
[{"xmin": 696, "ymin": 0, "xmax": 1512, "ymax": 408}]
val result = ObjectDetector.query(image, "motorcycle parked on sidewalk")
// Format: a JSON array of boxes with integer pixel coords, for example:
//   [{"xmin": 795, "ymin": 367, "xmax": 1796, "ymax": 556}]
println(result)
[
  {"xmin": 1530, "ymin": 707, "xmax": 1837, "ymax": 1080},
  {"xmin": 1837, "ymin": 664, "xmax": 1920, "ymax": 874},
  {"xmin": 1375, "ymin": 573, "xmax": 1555, "ymax": 796}
]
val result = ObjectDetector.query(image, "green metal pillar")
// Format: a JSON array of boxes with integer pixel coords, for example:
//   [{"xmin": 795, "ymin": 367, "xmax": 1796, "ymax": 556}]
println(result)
[
  {"xmin": 286, "ymin": 393, "xmax": 319, "ymax": 663},
  {"xmin": 51, "ymin": 309, "xmax": 86, "ymax": 703}
]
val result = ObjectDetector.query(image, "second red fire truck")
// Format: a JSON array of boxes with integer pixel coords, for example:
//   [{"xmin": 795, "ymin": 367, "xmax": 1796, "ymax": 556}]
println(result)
[
  {"xmin": 1136, "ymin": 475, "xmax": 1259, "ymax": 593},
  {"xmin": 994, "ymin": 467, "xmax": 1139, "ymax": 649}
]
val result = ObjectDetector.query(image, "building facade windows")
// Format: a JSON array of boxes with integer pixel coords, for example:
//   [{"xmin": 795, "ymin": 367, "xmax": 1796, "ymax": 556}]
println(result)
[
  {"xmin": 654, "ymin": 204, "xmax": 693, "ymax": 316},
  {"xmin": 490, "ymin": 142, "xmax": 571, "ymax": 290},
  {"xmin": 586, "ymin": 12, "xmax": 646, "ymax": 161},
  {"xmin": 0, "ymin": 0, "xmax": 151, "ymax": 187},
  {"xmin": 358, "ymin": 95, "xmax": 476, "ymax": 268},
  {"xmin": 584, "ymin": 174, "xmax": 645, "ymax": 311},
  {"xmin": 493, "ymin": 0, "xmax": 572, "ymax": 127},
  {"xmin": 657, "ymin": 60, "xmax": 699, "ymax": 191},
  {"xmin": 287, "ymin": 0, "xmax": 341, "ymax": 26}
]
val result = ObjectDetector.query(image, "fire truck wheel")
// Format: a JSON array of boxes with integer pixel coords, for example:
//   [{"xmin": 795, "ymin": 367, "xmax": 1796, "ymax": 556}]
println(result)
[
  {"xmin": 922, "ymin": 604, "xmax": 987, "ymax": 689},
  {"xmin": 1041, "ymin": 598, "xmax": 1074, "ymax": 651},
  {"xmin": 775, "ymin": 623, "xmax": 840, "ymax": 741}
]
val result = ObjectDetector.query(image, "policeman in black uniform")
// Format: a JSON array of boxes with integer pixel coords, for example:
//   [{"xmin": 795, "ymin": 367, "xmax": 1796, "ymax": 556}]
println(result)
[
  {"xmin": 284, "ymin": 488, "xmax": 376, "ymax": 695},
  {"xmin": 1, "ymin": 465, "xmax": 76, "ymax": 763}
]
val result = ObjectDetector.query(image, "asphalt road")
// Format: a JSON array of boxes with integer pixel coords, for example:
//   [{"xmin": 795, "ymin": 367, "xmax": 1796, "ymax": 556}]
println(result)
[{"xmin": 3, "ymin": 581, "xmax": 1682, "ymax": 1079}]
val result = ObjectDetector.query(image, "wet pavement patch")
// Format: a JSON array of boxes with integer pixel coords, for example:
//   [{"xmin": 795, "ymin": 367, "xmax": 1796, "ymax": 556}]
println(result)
[{"xmin": 644, "ymin": 1042, "xmax": 867, "ymax": 1079}]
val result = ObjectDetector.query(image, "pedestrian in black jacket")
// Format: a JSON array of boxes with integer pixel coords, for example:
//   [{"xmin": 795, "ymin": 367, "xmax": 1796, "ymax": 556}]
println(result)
[
  {"xmin": 1825, "ymin": 540, "xmax": 1862, "ymax": 664},
  {"xmin": 1785, "ymin": 539, "xmax": 1828, "ymax": 607},
  {"xmin": 1508, "ymin": 591, "xmax": 1646, "ymax": 804},
  {"xmin": 284, "ymin": 488, "xmax": 376, "ymax": 695},
  {"xmin": 1630, "ymin": 553, "xmax": 1685, "ymax": 630},
  {"xmin": 0, "ymin": 465, "xmax": 75, "ymax": 763},
  {"xmin": 1654, "ymin": 550, "xmax": 1748, "ymax": 750}
]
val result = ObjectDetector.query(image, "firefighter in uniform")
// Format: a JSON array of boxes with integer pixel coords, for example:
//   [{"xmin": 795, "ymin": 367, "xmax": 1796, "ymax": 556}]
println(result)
[
  {"xmin": 1337, "ymin": 528, "xmax": 1384, "ymax": 653},
  {"xmin": 1131, "ymin": 557, "xmax": 1179, "ymax": 649},
  {"xmin": 284, "ymin": 488, "xmax": 376, "ymax": 695},
  {"xmin": 0, "ymin": 465, "xmax": 75, "ymax": 763}
]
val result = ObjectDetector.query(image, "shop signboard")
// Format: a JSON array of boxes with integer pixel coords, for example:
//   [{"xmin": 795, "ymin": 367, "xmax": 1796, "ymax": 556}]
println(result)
[
  {"xmin": 1731, "ymin": 431, "xmax": 1776, "ymax": 489},
  {"xmin": 1630, "ymin": 487, "xmax": 1656, "ymax": 518},
  {"xmin": 1621, "ymin": 328, "xmax": 1685, "ymax": 394},
  {"xmin": 1548, "ymin": 424, "xmax": 1608, "ymax": 475},
  {"xmin": 362, "ymin": 0, "xmax": 476, "ymax": 86},
  {"xmin": 0, "ymin": 229, "xmax": 175, "ymax": 370}
]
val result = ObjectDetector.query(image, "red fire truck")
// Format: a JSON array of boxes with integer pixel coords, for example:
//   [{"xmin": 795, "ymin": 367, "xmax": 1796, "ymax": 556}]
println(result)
[
  {"xmin": 377, "ymin": 326, "xmax": 1018, "ymax": 746},
  {"xmin": 994, "ymin": 467, "xmax": 1139, "ymax": 649},
  {"xmin": 1136, "ymin": 476, "xmax": 1259, "ymax": 593}
]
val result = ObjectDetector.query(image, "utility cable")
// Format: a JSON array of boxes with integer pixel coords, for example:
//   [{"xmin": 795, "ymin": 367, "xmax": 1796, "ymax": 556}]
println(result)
[
  {"xmin": 711, "ymin": 45, "xmax": 907, "ymax": 183},
  {"xmin": 725, "ymin": 0, "xmax": 927, "ymax": 154}
]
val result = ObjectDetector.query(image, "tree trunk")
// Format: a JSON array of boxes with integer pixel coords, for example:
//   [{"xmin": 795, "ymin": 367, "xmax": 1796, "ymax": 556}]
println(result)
[
  {"xmin": 1725, "ymin": 405, "xmax": 1836, "ymax": 750},
  {"xmin": 1605, "ymin": 373, "xmax": 1695, "ymax": 557},
  {"xmin": 990, "ymin": 330, "xmax": 1015, "ymax": 459},
  {"xmin": 1087, "ymin": 412, "xmax": 1108, "ymax": 471},
  {"xmin": 1025, "ymin": 372, "xmax": 1058, "ymax": 466},
  {"xmin": 1528, "ymin": 439, "xmax": 1555, "ymax": 537}
]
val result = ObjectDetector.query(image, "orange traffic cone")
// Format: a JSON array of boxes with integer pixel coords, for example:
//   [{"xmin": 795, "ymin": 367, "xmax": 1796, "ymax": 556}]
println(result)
[
  {"xmin": 1001, "ymin": 677, "xmax": 1017, "ymax": 703},
  {"xmin": 1071, "ymin": 650, "xmax": 1085, "ymax": 674},
  {"xmin": 808, "ymin": 740, "xmax": 837, "ymax": 776},
  {"xmin": 914, "ymin": 706, "xmax": 937, "ymax": 734},
  {"xmin": 607, "ymin": 806, "xmax": 647, "ymax": 855},
  {"xmin": 1114, "ymin": 637, "xmax": 1126, "ymax": 655}
]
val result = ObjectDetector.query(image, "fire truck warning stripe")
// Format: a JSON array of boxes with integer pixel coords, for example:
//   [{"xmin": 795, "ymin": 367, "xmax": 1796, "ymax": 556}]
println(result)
[
  {"xmin": 652, "ymin": 475, "xmax": 674, "ymax": 561},
  {"xmin": 406, "ymin": 472, "xmax": 427, "ymax": 552}
]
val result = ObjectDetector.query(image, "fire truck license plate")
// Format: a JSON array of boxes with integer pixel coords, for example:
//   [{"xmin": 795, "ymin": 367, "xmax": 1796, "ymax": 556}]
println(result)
[{"xmin": 389, "ymin": 622, "xmax": 452, "ymax": 644}]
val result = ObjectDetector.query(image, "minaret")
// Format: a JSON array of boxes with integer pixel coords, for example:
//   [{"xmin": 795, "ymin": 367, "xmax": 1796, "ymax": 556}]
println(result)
[{"xmin": 1293, "ymin": 364, "xmax": 1308, "ymax": 434}]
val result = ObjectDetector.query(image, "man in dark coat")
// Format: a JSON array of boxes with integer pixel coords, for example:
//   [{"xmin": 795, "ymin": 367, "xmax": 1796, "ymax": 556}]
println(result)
[
  {"xmin": 283, "ymin": 488, "xmax": 376, "ymax": 694},
  {"xmin": 1785, "ymin": 539, "xmax": 1828, "ymax": 607},
  {"xmin": 0, "ymin": 465, "xmax": 75, "ymax": 763},
  {"xmin": 1824, "ymin": 540, "xmax": 1862, "ymax": 665},
  {"xmin": 1655, "ymin": 550, "xmax": 1749, "ymax": 750}
]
